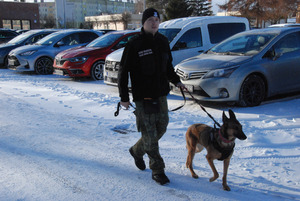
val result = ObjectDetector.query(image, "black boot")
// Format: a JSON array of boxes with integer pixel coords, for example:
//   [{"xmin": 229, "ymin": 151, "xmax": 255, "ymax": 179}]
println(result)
[
  {"xmin": 152, "ymin": 173, "xmax": 170, "ymax": 185},
  {"xmin": 129, "ymin": 147, "xmax": 146, "ymax": 170}
]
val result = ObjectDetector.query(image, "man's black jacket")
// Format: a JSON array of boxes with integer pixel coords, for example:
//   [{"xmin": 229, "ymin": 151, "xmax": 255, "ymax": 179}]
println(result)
[{"xmin": 118, "ymin": 28, "xmax": 180, "ymax": 102}]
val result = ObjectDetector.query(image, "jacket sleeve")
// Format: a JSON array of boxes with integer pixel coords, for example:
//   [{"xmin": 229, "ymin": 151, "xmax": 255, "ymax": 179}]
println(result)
[
  {"xmin": 118, "ymin": 43, "xmax": 133, "ymax": 102},
  {"xmin": 165, "ymin": 40, "xmax": 181, "ymax": 85}
]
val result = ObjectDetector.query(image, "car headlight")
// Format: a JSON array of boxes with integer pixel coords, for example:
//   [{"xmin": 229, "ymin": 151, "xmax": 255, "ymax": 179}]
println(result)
[
  {"xmin": 20, "ymin": 50, "xmax": 37, "ymax": 56},
  {"xmin": 69, "ymin": 56, "xmax": 89, "ymax": 64},
  {"xmin": 203, "ymin": 66, "xmax": 239, "ymax": 79}
]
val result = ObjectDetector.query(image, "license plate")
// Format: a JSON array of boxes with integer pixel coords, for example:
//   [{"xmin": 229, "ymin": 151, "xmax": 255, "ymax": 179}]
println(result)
[
  {"xmin": 8, "ymin": 60, "xmax": 15, "ymax": 66},
  {"xmin": 185, "ymin": 85, "xmax": 194, "ymax": 92},
  {"xmin": 106, "ymin": 71, "xmax": 118, "ymax": 78},
  {"xmin": 54, "ymin": 69, "xmax": 64, "ymax": 76}
]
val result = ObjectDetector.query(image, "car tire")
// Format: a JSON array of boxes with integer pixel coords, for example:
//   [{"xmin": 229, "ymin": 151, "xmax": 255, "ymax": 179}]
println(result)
[
  {"xmin": 238, "ymin": 75, "xmax": 266, "ymax": 107},
  {"xmin": 3, "ymin": 56, "xmax": 8, "ymax": 68},
  {"xmin": 35, "ymin": 57, "xmax": 54, "ymax": 75},
  {"xmin": 91, "ymin": 60, "xmax": 104, "ymax": 80}
]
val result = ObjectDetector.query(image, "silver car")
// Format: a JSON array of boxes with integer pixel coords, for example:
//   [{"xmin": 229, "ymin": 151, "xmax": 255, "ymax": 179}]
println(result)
[
  {"xmin": 8, "ymin": 29, "xmax": 102, "ymax": 74},
  {"xmin": 172, "ymin": 27, "xmax": 300, "ymax": 107}
]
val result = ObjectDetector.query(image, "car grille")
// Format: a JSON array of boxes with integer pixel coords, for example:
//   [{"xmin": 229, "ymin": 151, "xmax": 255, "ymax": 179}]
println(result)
[
  {"xmin": 105, "ymin": 60, "xmax": 120, "ymax": 71},
  {"xmin": 176, "ymin": 68, "xmax": 207, "ymax": 80},
  {"xmin": 55, "ymin": 57, "xmax": 68, "ymax": 67}
]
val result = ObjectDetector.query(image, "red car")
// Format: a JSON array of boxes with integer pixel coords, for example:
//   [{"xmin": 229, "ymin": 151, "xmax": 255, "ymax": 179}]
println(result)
[{"xmin": 53, "ymin": 30, "xmax": 139, "ymax": 80}]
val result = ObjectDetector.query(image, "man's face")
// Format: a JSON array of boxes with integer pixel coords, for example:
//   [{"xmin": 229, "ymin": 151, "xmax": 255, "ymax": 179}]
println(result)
[{"xmin": 143, "ymin": 16, "xmax": 160, "ymax": 35}]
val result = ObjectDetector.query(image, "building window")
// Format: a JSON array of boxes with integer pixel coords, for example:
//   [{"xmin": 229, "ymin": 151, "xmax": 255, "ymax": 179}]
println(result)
[
  {"xmin": 22, "ymin": 20, "xmax": 30, "ymax": 30},
  {"xmin": 12, "ymin": 20, "xmax": 21, "ymax": 30},
  {"xmin": 2, "ymin": 20, "xmax": 11, "ymax": 29}
]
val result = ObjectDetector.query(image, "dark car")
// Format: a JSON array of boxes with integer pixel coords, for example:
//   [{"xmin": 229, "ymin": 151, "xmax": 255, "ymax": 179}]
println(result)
[
  {"xmin": 172, "ymin": 27, "xmax": 300, "ymax": 107},
  {"xmin": 0, "ymin": 29, "xmax": 57, "ymax": 68},
  {"xmin": 53, "ymin": 30, "xmax": 139, "ymax": 80},
  {"xmin": 0, "ymin": 29, "xmax": 19, "ymax": 44}
]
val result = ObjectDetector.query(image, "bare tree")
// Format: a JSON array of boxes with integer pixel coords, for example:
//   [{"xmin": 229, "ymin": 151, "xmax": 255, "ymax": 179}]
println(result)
[
  {"xmin": 121, "ymin": 12, "xmax": 132, "ymax": 30},
  {"xmin": 219, "ymin": 0, "xmax": 298, "ymax": 27},
  {"xmin": 110, "ymin": 15, "xmax": 120, "ymax": 30}
]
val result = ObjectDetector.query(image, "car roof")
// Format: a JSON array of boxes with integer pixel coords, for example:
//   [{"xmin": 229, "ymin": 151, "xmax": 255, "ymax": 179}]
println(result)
[
  {"xmin": 268, "ymin": 23, "xmax": 300, "ymax": 28},
  {"xmin": 159, "ymin": 16, "xmax": 249, "ymax": 29},
  {"xmin": 106, "ymin": 30, "xmax": 139, "ymax": 35},
  {"xmin": 243, "ymin": 26, "xmax": 300, "ymax": 35}
]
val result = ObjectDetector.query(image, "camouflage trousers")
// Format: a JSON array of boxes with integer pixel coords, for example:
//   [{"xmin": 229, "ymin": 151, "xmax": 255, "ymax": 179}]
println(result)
[{"xmin": 132, "ymin": 96, "xmax": 169, "ymax": 174}]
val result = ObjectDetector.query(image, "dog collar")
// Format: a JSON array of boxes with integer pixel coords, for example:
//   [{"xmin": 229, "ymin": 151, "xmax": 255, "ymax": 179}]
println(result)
[{"xmin": 218, "ymin": 129, "xmax": 233, "ymax": 143}]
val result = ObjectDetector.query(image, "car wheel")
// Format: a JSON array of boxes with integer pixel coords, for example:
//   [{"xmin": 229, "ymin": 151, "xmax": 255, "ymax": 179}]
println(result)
[
  {"xmin": 91, "ymin": 60, "xmax": 104, "ymax": 80},
  {"xmin": 238, "ymin": 75, "xmax": 265, "ymax": 107},
  {"xmin": 35, "ymin": 57, "xmax": 53, "ymax": 75},
  {"xmin": 3, "ymin": 56, "xmax": 8, "ymax": 68}
]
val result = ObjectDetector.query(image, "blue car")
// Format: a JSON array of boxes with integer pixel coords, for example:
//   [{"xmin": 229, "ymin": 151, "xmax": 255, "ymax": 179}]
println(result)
[{"xmin": 0, "ymin": 29, "xmax": 57, "ymax": 68}]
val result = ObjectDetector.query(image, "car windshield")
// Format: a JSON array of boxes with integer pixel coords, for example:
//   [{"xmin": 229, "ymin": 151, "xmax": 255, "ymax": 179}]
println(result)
[
  {"xmin": 209, "ymin": 32, "xmax": 277, "ymax": 56},
  {"xmin": 35, "ymin": 32, "xmax": 64, "ymax": 45},
  {"xmin": 7, "ymin": 31, "xmax": 35, "ymax": 45},
  {"xmin": 87, "ymin": 33, "xmax": 123, "ymax": 48},
  {"xmin": 158, "ymin": 28, "xmax": 181, "ymax": 43}
]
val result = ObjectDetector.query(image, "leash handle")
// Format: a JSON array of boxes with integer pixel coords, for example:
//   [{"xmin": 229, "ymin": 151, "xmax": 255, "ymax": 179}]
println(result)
[
  {"xmin": 114, "ymin": 102, "xmax": 121, "ymax": 117},
  {"xmin": 114, "ymin": 102, "xmax": 135, "ymax": 117}
]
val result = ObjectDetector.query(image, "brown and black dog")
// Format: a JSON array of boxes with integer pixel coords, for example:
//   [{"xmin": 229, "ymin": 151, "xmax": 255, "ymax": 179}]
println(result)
[{"xmin": 185, "ymin": 109, "xmax": 247, "ymax": 191}]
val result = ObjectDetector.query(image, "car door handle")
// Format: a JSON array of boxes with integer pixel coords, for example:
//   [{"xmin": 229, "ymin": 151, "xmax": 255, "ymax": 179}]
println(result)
[{"xmin": 198, "ymin": 50, "xmax": 204, "ymax": 53}]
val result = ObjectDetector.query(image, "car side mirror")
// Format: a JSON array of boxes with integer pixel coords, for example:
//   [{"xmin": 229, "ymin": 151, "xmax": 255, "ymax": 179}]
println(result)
[
  {"xmin": 264, "ymin": 48, "xmax": 282, "ymax": 61},
  {"xmin": 55, "ymin": 41, "xmax": 65, "ymax": 47}
]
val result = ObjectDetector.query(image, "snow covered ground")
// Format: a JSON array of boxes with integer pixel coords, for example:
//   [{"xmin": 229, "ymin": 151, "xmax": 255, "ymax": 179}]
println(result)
[{"xmin": 0, "ymin": 69, "xmax": 299, "ymax": 201}]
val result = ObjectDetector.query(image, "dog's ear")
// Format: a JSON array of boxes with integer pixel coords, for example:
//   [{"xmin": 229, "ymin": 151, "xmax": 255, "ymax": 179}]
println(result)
[
  {"xmin": 222, "ymin": 111, "xmax": 229, "ymax": 122},
  {"xmin": 228, "ymin": 109, "xmax": 237, "ymax": 120}
]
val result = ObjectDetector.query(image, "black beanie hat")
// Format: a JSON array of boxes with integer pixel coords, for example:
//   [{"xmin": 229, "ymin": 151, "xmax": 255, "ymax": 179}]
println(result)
[{"xmin": 142, "ymin": 8, "xmax": 160, "ymax": 25}]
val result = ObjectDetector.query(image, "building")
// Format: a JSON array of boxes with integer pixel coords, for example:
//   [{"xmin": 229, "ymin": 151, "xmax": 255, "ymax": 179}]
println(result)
[
  {"xmin": 0, "ymin": 1, "xmax": 40, "ymax": 29},
  {"xmin": 55, "ymin": 0, "xmax": 136, "ymax": 28},
  {"xmin": 85, "ymin": 13, "xmax": 142, "ymax": 30}
]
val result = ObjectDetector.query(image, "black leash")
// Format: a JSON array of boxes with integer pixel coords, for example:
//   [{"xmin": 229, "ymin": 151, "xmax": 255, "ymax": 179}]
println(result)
[
  {"xmin": 114, "ymin": 87, "xmax": 221, "ymax": 128},
  {"xmin": 182, "ymin": 87, "xmax": 221, "ymax": 128},
  {"xmin": 115, "ymin": 87, "xmax": 186, "ymax": 117}
]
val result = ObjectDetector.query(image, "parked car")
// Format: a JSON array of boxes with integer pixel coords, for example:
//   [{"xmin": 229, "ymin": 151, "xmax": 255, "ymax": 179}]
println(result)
[
  {"xmin": 268, "ymin": 23, "xmax": 300, "ymax": 28},
  {"xmin": 0, "ymin": 29, "xmax": 57, "ymax": 68},
  {"xmin": 53, "ymin": 30, "xmax": 139, "ymax": 80},
  {"xmin": 171, "ymin": 27, "xmax": 300, "ymax": 107},
  {"xmin": 0, "ymin": 29, "xmax": 19, "ymax": 44},
  {"xmin": 15, "ymin": 29, "xmax": 30, "ymax": 34},
  {"xmin": 8, "ymin": 29, "xmax": 102, "ymax": 74},
  {"xmin": 104, "ymin": 16, "xmax": 250, "ymax": 86}
]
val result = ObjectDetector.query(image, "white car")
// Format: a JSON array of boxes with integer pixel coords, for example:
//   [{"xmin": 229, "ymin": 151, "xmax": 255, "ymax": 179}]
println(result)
[
  {"xmin": 104, "ymin": 16, "xmax": 250, "ymax": 86},
  {"xmin": 8, "ymin": 29, "xmax": 102, "ymax": 75}
]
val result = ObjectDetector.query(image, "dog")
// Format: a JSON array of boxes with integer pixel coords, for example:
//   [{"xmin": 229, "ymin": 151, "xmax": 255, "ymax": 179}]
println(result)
[{"xmin": 185, "ymin": 109, "xmax": 247, "ymax": 191}]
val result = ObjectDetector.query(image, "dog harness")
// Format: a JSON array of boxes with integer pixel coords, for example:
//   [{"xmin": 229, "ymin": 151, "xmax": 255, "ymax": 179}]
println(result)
[{"xmin": 210, "ymin": 128, "xmax": 235, "ymax": 161}]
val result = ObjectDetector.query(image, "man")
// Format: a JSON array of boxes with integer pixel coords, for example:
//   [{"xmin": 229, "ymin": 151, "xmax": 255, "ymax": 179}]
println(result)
[{"xmin": 118, "ymin": 8, "xmax": 184, "ymax": 185}]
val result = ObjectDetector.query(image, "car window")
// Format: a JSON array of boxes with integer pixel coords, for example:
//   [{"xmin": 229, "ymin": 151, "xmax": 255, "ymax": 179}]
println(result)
[
  {"xmin": 173, "ymin": 28, "xmax": 202, "ymax": 50},
  {"xmin": 158, "ymin": 28, "xmax": 181, "ymax": 43},
  {"xmin": 210, "ymin": 33, "xmax": 276, "ymax": 56},
  {"xmin": 114, "ymin": 34, "xmax": 137, "ymax": 49},
  {"xmin": 87, "ymin": 33, "xmax": 123, "ymax": 47},
  {"xmin": 8, "ymin": 31, "xmax": 33, "ymax": 44},
  {"xmin": 31, "ymin": 33, "xmax": 49, "ymax": 43},
  {"xmin": 79, "ymin": 32, "xmax": 99, "ymax": 43},
  {"xmin": 61, "ymin": 33, "xmax": 80, "ymax": 46},
  {"xmin": 208, "ymin": 23, "xmax": 246, "ymax": 44},
  {"xmin": 273, "ymin": 31, "xmax": 300, "ymax": 54},
  {"xmin": 0, "ymin": 31, "xmax": 17, "ymax": 38}
]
